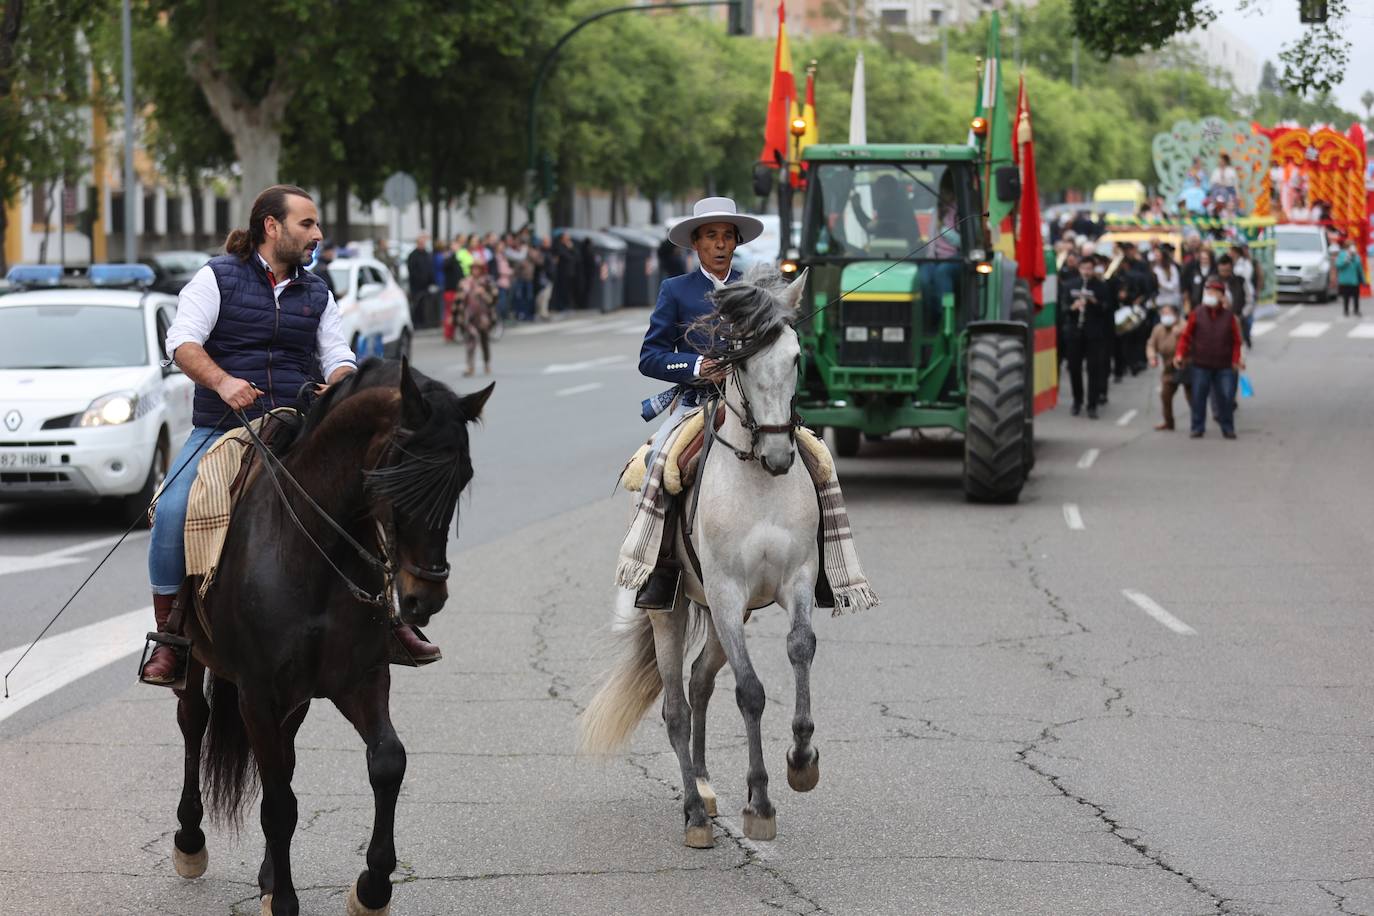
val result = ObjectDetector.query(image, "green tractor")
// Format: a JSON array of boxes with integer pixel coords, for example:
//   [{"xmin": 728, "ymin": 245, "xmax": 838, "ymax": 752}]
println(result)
[{"xmin": 785, "ymin": 144, "xmax": 1057, "ymax": 503}]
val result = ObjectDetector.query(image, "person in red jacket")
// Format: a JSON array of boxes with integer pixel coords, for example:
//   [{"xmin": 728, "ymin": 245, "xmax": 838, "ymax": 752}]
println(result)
[{"xmin": 1174, "ymin": 278, "xmax": 1245, "ymax": 439}]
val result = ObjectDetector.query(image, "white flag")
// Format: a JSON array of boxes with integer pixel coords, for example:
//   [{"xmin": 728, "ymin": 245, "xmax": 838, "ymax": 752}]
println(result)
[{"xmin": 848, "ymin": 51, "xmax": 866, "ymax": 145}]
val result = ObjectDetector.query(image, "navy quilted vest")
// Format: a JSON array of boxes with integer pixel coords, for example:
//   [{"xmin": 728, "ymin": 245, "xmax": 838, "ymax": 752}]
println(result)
[{"xmin": 193, "ymin": 254, "xmax": 328, "ymax": 429}]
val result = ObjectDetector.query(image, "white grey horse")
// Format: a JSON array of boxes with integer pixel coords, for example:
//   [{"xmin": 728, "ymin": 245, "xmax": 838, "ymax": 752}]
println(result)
[{"xmin": 582, "ymin": 268, "xmax": 821, "ymax": 848}]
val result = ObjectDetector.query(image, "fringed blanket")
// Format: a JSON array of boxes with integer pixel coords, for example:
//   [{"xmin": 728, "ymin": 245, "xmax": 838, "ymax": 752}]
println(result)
[{"xmin": 615, "ymin": 411, "xmax": 878, "ymax": 615}]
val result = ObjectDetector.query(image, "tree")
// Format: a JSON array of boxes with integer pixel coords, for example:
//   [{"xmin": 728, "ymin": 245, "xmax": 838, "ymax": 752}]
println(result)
[
  {"xmin": 0, "ymin": 0, "xmax": 103, "ymax": 269},
  {"xmin": 1068, "ymin": 0, "xmax": 1353, "ymax": 95},
  {"xmin": 144, "ymin": 0, "xmax": 484, "ymax": 221},
  {"xmin": 1361, "ymin": 89, "xmax": 1373, "ymax": 128}
]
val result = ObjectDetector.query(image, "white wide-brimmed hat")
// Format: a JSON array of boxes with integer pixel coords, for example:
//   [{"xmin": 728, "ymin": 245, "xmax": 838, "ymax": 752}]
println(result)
[{"xmin": 667, "ymin": 196, "xmax": 765, "ymax": 250}]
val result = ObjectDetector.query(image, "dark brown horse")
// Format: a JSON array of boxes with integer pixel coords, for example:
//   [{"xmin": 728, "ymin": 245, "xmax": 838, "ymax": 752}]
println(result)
[{"xmin": 167, "ymin": 359, "xmax": 492, "ymax": 916}]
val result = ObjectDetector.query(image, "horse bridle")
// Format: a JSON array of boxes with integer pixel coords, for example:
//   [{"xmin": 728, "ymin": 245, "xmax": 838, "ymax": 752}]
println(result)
[
  {"xmin": 709, "ymin": 366, "xmax": 802, "ymax": 464},
  {"xmin": 234, "ymin": 409, "xmax": 451, "ymax": 618}
]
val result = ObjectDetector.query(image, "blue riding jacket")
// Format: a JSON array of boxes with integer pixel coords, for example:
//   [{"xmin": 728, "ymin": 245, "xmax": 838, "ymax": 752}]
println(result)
[{"xmin": 639, "ymin": 267, "xmax": 740, "ymax": 386}]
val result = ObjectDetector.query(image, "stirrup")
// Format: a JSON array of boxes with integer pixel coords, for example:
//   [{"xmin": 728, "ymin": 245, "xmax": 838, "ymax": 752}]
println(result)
[
  {"xmin": 635, "ymin": 568, "xmax": 681, "ymax": 611},
  {"xmin": 137, "ymin": 631, "xmax": 193, "ymax": 691}
]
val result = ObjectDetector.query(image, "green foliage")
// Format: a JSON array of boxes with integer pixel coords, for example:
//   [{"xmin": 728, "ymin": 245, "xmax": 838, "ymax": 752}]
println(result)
[
  {"xmin": 0, "ymin": 0, "xmax": 100, "ymax": 211},
  {"xmin": 1068, "ymin": 0, "xmax": 1215, "ymax": 60}
]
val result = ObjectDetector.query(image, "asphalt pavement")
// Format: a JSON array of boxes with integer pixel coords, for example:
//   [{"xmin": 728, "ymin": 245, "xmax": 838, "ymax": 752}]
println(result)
[{"xmin": 1, "ymin": 301, "xmax": 1373, "ymax": 915}]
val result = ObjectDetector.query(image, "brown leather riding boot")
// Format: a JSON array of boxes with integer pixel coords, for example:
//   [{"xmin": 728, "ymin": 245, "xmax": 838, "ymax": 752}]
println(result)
[
  {"xmin": 393, "ymin": 623, "xmax": 442, "ymax": 665},
  {"xmin": 140, "ymin": 593, "xmax": 180, "ymax": 685}
]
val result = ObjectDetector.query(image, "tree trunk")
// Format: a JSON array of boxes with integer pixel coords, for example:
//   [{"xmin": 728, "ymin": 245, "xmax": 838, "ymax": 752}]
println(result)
[
  {"xmin": 335, "ymin": 176, "xmax": 350, "ymax": 244},
  {"xmin": 0, "ymin": 197, "xmax": 8, "ymax": 273},
  {"xmin": 230, "ymin": 121, "xmax": 283, "ymax": 223},
  {"xmin": 188, "ymin": 174, "xmax": 205, "ymax": 249},
  {"xmin": 185, "ymin": 39, "xmax": 291, "ymax": 222},
  {"xmin": 649, "ymin": 195, "xmax": 660, "ymax": 225},
  {"xmin": 505, "ymin": 194, "xmax": 513, "ymax": 235}
]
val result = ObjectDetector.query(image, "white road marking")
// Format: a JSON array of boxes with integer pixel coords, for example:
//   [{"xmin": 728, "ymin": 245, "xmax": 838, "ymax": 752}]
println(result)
[
  {"xmin": 1115, "ymin": 409, "xmax": 1138, "ymax": 427},
  {"xmin": 0, "ymin": 607, "xmax": 150, "ymax": 723},
  {"xmin": 0, "ymin": 531, "xmax": 148, "ymax": 578},
  {"xmin": 1121, "ymin": 589, "xmax": 1197, "ymax": 636},
  {"xmin": 1250, "ymin": 321, "xmax": 1276, "ymax": 337},
  {"xmin": 1347, "ymin": 323, "xmax": 1374, "ymax": 339},
  {"xmin": 564, "ymin": 319, "xmax": 630, "ymax": 336},
  {"xmin": 1275, "ymin": 304, "xmax": 1304, "ymax": 323},
  {"xmin": 556, "ymin": 382, "xmax": 603, "ymax": 397},
  {"xmin": 1289, "ymin": 321, "xmax": 1330, "ymax": 338},
  {"xmin": 1062, "ymin": 503, "xmax": 1085, "ymax": 531},
  {"xmin": 617, "ymin": 324, "xmax": 649, "ymax": 336},
  {"xmin": 541, "ymin": 355, "xmax": 628, "ymax": 375},
  {"xmin": 1077, "ymin": 448, "xmax": 1100, "ymax": 470},
  {"xmin": 504, "ymin": 322, "xmax": 566, "ymax": 336}
]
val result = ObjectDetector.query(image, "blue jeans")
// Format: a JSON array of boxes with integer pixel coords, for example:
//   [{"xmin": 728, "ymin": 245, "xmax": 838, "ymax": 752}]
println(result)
[
  {"xmin": 1189, "ymin": 366, "xmax": 1236, "ymax": 435},
  {"xmin": 513, "ymin": 279, "xmax": 534, "ymax": 320},
  {"xmin": 147, "ymin": 426, "xmax": 219, "ymax": 595}
]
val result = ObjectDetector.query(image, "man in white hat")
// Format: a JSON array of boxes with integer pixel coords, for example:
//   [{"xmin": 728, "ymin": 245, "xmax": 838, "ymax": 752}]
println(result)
[{"xmin": 633, "ymin": 197, "xmax": 764, "ymax": 609}]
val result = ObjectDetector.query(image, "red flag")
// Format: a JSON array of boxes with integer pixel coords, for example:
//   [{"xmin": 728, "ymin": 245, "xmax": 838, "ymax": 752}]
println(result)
[
  {"xmin": 1013, "ymin": 76, "xmax": 1046, "ymax": 306},
  {"xmin": 759, "ymin": 2, "xmax": 796, "ymax": 168}
]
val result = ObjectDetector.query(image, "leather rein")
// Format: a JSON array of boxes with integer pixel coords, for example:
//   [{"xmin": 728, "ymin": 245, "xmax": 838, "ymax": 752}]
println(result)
[
  {"xmin": 231, "ymin": 408, "xmax": 450, "ymax": 618},
  {"xmin": 707, "ymin": 368, "xmax": 802, "ymax": 463}
]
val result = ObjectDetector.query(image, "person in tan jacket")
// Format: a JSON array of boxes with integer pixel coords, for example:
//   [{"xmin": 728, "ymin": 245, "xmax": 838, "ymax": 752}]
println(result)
[{"xmin": 1147, "ymin": 303, "xmax": 1186, "ymax": 431}]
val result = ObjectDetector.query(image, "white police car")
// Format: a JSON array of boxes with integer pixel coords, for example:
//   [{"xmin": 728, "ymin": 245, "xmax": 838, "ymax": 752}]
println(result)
[{"xmin": 0, "ymin": 264, "xmax": 193, "ymax": 524}]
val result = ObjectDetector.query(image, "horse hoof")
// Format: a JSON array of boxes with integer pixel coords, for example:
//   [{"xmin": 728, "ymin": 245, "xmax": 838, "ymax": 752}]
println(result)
[
  {"xmin": 259, "ymin": 895, "xmax": 272, "ymax": 916},
  {"xmin": 696, "ymin": 778, "xmax": 718, "ymax": 817},
  {"xmin": 786, "ymin": 747, "xmax": 820, "ymax": 793},
  {"xmin": 173, "ymin": 844, "xmax": 208, "ymax": 879},
  {"xmin": 684, "ymin": 824, "xmax": 715, "ymax": 848},
  {"xmin": 742, "ymin": 808, "xmax": 777, "ymax": 841},
  {"xmin": 347, "ymin": 878, "xmax": 391, "ymax": 915}
]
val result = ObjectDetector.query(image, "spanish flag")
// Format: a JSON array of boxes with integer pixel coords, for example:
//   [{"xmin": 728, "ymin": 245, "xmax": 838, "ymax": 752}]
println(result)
[
  {"xmin": 759, "ymin": 2, "xmax": 796, "ymax": 168},
  {"xmin": 791, "ymin": 64, "xmax": 817, "ymax": 187}
]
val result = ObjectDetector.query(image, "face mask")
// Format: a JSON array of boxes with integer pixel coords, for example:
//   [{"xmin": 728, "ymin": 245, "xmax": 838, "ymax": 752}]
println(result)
[
  {"xmin": 1202, "ymin": 293, "xmax": 1220, "ymax": 307},
  {"xmin": 1160, "ymin": 313, "xmax": 1177, "ymax": 327}
]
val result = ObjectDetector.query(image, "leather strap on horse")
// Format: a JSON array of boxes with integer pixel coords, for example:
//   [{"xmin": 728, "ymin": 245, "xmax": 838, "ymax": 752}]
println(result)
[{"xmin": 232, "ymin": 406, "xmax": 393, "ymax": 612}]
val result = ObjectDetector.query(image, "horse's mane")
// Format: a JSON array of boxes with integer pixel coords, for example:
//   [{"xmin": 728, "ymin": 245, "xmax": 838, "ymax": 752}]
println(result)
[
  {"xmin": 300, "ymin": 358, "xmax": 477, "ymax": 439},
  {"xmin": 687, "ymin": 264, "xmax": 796, "ymax": 372}
]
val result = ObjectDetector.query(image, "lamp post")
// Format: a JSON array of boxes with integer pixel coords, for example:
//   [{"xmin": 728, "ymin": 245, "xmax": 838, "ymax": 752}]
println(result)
[{"xmin": 120, "ymin": 0, "xmax": 136, "ymax": 263}]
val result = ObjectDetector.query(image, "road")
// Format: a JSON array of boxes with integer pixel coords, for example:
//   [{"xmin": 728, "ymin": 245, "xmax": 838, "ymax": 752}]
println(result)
[{"xmin": 1, "ymin": 301, "xmax": 1373, "ymax": 915}]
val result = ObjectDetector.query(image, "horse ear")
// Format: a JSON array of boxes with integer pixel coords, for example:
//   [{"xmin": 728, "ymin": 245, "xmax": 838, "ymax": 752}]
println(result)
[
  {"xmin": 399, "ymin": 356, "xmax": 430, "ymax": 427},
  {"xmin": 780, "ymin": 268, "xmax": 809, "ymax": 315},
  {"xmin": 459, "ymin": 382, "xmax": 495, "ymax": 422}
]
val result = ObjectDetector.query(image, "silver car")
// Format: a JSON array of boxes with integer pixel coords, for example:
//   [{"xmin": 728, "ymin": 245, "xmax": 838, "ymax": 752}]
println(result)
[{"xmin": 1273, "ymin": 225, "xmax": 1339, "ymax": 302}]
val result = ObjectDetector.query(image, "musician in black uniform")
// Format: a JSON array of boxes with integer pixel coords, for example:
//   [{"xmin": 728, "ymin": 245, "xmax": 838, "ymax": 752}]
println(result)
[{"xmin": 1060, "ymin": 255, "xmax": 1113, "ymax": 418}]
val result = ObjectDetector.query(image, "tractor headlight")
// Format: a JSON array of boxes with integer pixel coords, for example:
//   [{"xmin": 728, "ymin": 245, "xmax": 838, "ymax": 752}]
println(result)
[
  {"xmin": 975, "ymin": 261, "xmax": 994, "ymax": 275},
  {"xmin": 80, "ymin": 391, "xmax": 139, "ymax": 427}
]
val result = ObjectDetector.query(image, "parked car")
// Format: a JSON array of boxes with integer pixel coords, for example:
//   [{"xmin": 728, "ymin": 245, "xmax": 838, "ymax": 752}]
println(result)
[
  {"xmin": 0, "ymin": 264, "xmax": 193, "ymax": 524},
  {"xmin": 325, "ymin": 257, "xmax": 414, "ymax": 359},
  {"xmin": 1273, "ymin": 224, "xmax": 1338, "ymax": 302},
  {"xmin": 141, "ymin": 249, "xmax": 212, "ymax": 295}
]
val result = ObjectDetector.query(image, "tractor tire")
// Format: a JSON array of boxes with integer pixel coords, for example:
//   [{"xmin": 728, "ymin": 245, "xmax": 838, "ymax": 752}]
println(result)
[
  {"xmin": 1009, "ymin": 278, "xmax": 1034, "ymax": 323},
  {"xmin": 963, "ymin": 333, "xmax": 1029, "ymax": 504},
  {"xmin": 833, "ymin": 427, "xmax": 861, "ymax": 458}
]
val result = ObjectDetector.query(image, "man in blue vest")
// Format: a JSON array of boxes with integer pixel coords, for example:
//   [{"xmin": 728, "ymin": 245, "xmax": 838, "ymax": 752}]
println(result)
[
  {"xmin": 142, "ymin": 185, "xmax": 440, "ymax": 685},
  {"xmin": 633, "ymin": 197, "xmax": 764, "ymax": 608}
]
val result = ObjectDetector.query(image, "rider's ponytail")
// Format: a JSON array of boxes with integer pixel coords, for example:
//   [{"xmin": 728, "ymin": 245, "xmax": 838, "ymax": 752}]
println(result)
[{"xmin": 222, "ymin": 184, "xmax": 314, "ymax": 259}]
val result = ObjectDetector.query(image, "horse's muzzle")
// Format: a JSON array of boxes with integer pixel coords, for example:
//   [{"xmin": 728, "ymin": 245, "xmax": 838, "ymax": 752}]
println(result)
[
  {"xmin": 398, "ymin": 586, "xmax": 446, "ymax": 625},
  {"xmin": 760, "ymin": 451, "xmax": 795, "ymax": 477}
]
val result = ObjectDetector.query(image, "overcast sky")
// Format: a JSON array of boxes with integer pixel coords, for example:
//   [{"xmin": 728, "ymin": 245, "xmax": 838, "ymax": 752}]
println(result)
[{"xmin": 1207, "ymin": 0, "xmax": 1374, "ymax": 117}]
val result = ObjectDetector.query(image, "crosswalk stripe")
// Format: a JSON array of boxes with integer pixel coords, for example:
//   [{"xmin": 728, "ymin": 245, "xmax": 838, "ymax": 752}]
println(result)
[
  {"xmin": 1288, "ymin": 321, "xmax": 1331, "ymax": 338},
  {"xmin": 0, "ymin": 608, "xmax": 149, "ymax": 723},
  {"xmin": 1251, "ymin": 321, "xmax": 1276, "ymax": 337},
  {"xmin": 1347, "ymin": 324, "xmax": 1374, "ymax": 339}
]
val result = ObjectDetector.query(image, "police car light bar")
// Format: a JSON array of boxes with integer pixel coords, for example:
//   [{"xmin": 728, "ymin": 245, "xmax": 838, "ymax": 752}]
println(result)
[
  {"xmin": 89, "ymin": 263, "xmax": 155, "ymax": 288},
  {"xmin": 5, "ymin": 264, "xmax": 64, "ymax": 287}
]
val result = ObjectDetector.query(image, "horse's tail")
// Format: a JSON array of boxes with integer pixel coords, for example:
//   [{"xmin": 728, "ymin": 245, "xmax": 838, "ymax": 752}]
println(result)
[
  {"xmin": 202, "ymin": 675, "xmax": 258, "ymax": 828},
  {"xmin": 580, "ymin": 593, "xmax": 700, "ymax": 755}
]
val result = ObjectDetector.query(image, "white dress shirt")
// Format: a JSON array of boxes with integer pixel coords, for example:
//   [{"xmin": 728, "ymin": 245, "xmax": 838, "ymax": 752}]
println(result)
[{"xmin": 166, "ymin": 254, "xmax": 357, "ymax": 381}]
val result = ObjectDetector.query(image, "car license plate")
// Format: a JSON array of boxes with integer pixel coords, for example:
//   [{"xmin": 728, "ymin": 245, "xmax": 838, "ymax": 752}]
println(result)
[{"xmin": 0, "ymin": 450, "xmax": 49, "ymax": 469}]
